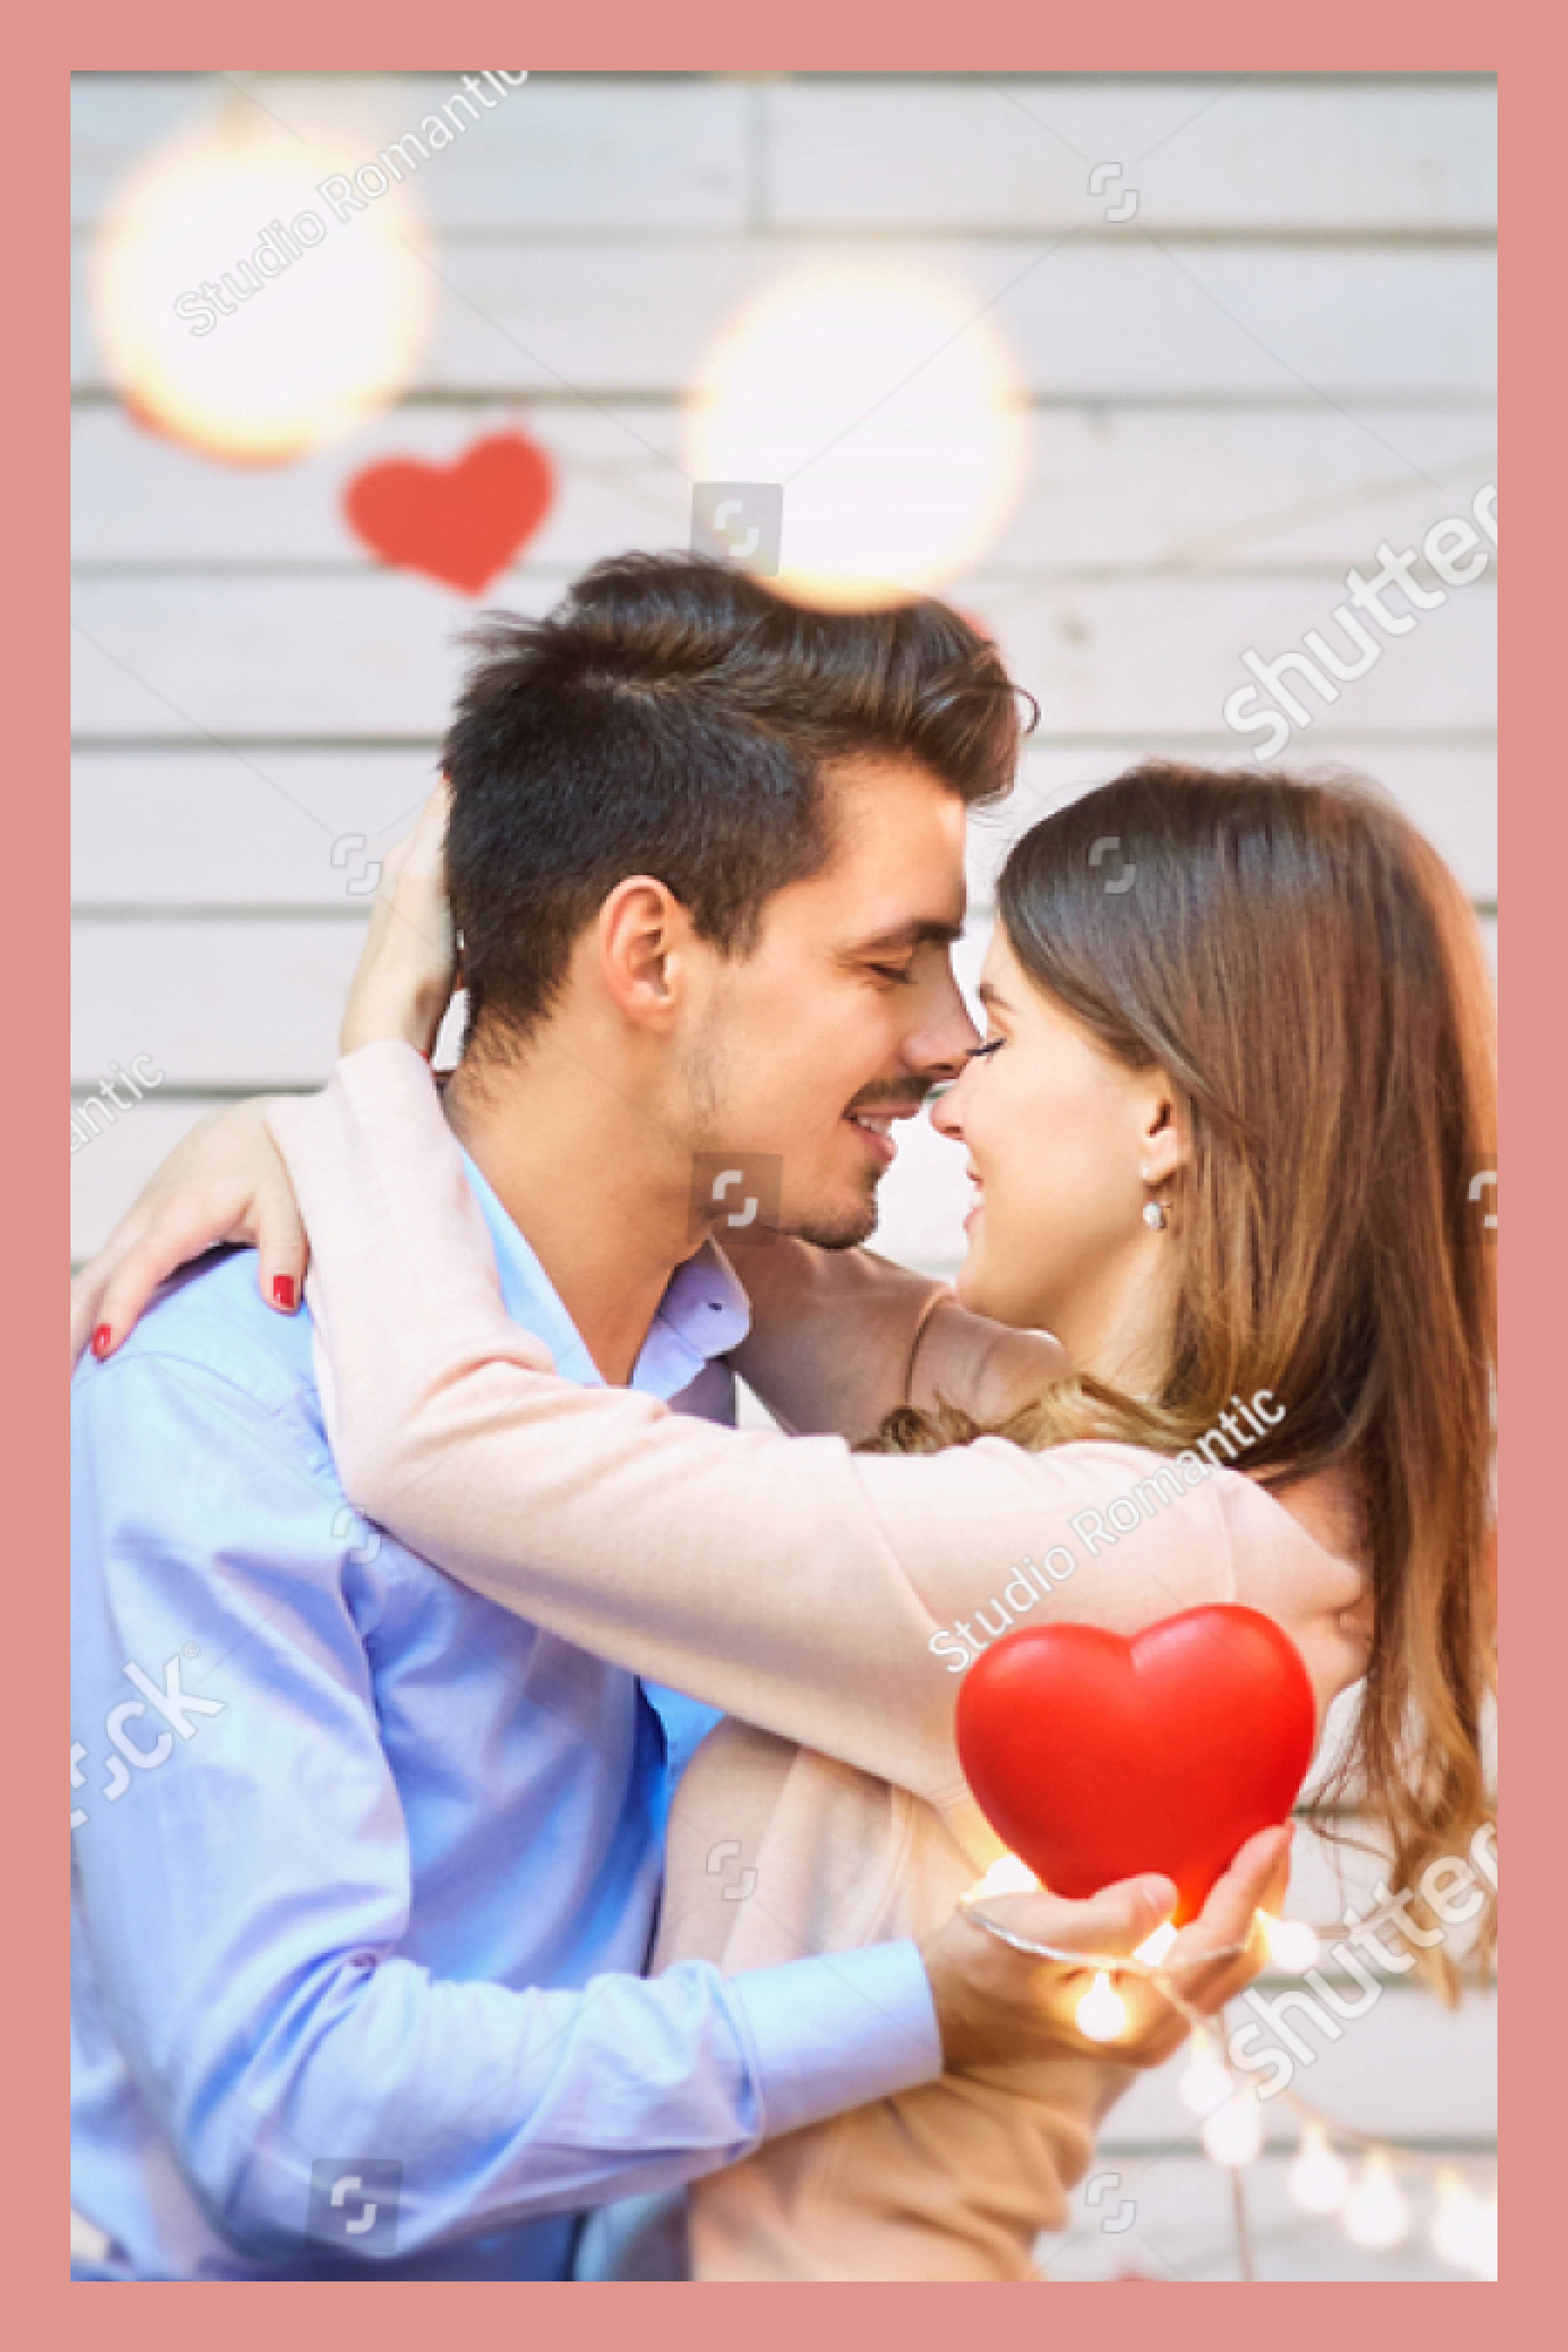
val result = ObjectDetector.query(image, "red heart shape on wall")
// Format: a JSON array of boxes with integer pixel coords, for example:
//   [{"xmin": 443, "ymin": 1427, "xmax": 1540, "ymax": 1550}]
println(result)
[
  {"xmin": 343, "ymin": 429, "xmax": 555, "ymax": 595},
  {"xmin": 955, "ymin": 1606, "xmax": 1315, "ymax": 1924}
]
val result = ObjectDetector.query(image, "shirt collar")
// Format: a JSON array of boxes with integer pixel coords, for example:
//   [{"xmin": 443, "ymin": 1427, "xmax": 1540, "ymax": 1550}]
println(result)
[{"xmin": 456, "ymin": 1149, "xmax": 751, "ymax": 1395}]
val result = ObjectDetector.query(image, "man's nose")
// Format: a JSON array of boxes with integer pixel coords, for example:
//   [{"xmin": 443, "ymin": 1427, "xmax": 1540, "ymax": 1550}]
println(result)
[{"xmin": 907, "ymin": 982, "xmax": 982, "ymax": 1086}]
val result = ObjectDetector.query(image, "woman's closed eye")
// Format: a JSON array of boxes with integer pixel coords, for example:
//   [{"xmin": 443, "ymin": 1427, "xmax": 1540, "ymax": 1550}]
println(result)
[{"xmin": 966, "ymin": 1037, "xmax": 1005, "ymax": 1060}]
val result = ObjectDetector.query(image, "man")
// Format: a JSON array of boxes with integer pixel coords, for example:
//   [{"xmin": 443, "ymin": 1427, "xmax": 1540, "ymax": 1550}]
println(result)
[{"xmin": 71, "ymin": 555, "xmax": 1272, "ymax": 2281}]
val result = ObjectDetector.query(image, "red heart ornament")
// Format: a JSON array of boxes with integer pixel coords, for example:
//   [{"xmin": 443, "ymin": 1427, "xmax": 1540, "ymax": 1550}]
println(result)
[
  {"xmin": 343, "ymin": 429, "xmax": 555, "ymax": 595},
  {"xmin": 955, "ymin": 1606, "xmax": 1315, "ymax": 1924}
]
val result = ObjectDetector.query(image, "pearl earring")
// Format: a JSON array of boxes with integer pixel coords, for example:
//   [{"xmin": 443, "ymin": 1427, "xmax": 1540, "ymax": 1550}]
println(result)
[{"xmin": 1140, "ymin": 1166, "xmax": 1167, "ymax": 1230}]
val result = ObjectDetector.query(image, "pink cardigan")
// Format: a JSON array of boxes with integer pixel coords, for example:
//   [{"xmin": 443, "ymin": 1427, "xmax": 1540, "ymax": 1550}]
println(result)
[{"xmin": 268, "ymin": 1045, "xmax": 1372, "ymax": 2282}]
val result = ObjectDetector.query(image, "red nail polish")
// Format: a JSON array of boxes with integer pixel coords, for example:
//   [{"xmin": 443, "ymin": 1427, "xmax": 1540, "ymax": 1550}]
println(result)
[
  {"xmin": 272, "ymin": 1276, "xmax": 296, "ymax": 1310},
  {"xmin": 91, "ymin": 1325, "xmax": 113, "ymax": 1359}
]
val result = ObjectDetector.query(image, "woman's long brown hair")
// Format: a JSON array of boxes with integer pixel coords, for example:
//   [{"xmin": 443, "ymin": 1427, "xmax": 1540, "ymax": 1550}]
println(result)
[{"xmin": 869, "ymin": 761, "xmax": 1497, "ymax": 1990}]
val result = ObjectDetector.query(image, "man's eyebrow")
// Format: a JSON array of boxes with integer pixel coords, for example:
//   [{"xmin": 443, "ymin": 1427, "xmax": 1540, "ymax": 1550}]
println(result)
[{"xmin": 846, "ymin": 917, "xmax": 965, "ymax": 953}]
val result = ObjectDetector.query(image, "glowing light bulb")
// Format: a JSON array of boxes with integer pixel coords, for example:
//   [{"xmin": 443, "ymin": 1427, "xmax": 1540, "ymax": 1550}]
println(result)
[
  {"xmin": 1341, "ymin": 2151, "xmax": 1410, "ymax": 2250},
  {"xmin": 91, "ymin": 102, "xmax": 432, "ymax": 463},
  {"xmin": 971, "ymin": 1853, "xmax": 1039, "ymax": 1899},
  {"xmin": 686, "ymin": 262, "xmax": 1028, "ymax": 610},
  {"xmin": 1178, "ymin": 2031, "xmax": 1233, "ymax": 2120},
  {"xmin": 1075, "ymin": 1971, "xmax": 1129, "ymax": 2043},
  {"xmin": 1134, "ymin": 1921, "xmax": 1178, "ymax": 1966},
  {"xmin": 1430, "ymin": 2171, "xmax": 1496, "ymax": 2277},
  {"xmin": 1288, "ymin": 2121, "xmax": 1350, "ymax": 2215},
  {"xmin": 1201, "ymin": 2081, "xmax": 1263, "ymax": 2168},
  {"xmin": 1259, "ymin": 1913, "xmax": 1320, "ymax": 1972}
]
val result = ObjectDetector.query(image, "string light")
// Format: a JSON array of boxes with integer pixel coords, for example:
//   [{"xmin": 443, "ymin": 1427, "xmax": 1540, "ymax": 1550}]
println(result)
[
  {"xmin": 1075, "ymin": 1971, "xmax": 1129, "ymax": 2042},
  {"xmin": 686, "ymin": 261, "xmax": 1028, "ymax": 609},
  {"xmin": 957, "ymin": 1889, "xmax": 1493, "ymax": 2276},
  {"xmin": 1288, "ymin": 2121, "xmax": 1351, "ymax": 2215},
  {"xmin": 1202, "ymin": 2081, "xmax": 1264, "ymax": 2168},
  {"xmin": 1178, "ymin": 2029, "xmax": 1234, "ymax": 2119},
  {"xmin": 1258, "ymin": 1912, "xmax": 1321, "ymax": 1972},
  {"xmin": 1341, "ymin": 2151, "xmax": 1411, "ymax": 2250},
  {"xmin": 971, "ymin": 1853, "xmax": 1039, "ymax": 1898},
  {"xmin": 91, "ymin": 92, "xmax": 432, "ymax": 463},
  {"xmin": 1430, "ymin": 2171, "xmax": 1496, "ymax": 2278}
]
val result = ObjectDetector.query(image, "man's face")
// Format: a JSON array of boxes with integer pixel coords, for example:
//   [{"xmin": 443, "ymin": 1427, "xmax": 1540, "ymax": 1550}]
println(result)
[{"xmin": 681, "ymin": 757, "xmax": 982, "ymax": 1248}]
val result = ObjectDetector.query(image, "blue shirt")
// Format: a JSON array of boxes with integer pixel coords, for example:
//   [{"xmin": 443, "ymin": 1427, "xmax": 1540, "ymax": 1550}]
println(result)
[{"xmin": 71, "ymin": 1155, "xmax": 941, "ymax": 2281}]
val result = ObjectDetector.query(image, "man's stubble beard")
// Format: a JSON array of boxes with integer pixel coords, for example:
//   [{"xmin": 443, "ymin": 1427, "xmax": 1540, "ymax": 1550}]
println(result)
[{"xmin": 681, "ymin": 1009, "xmax": 882, "ymax": 1254}]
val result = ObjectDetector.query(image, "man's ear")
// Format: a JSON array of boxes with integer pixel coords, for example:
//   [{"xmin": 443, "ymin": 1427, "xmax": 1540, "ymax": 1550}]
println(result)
[{"xmin": 595, "ymin": 875, "xmax": 697, "ymax": 1028}]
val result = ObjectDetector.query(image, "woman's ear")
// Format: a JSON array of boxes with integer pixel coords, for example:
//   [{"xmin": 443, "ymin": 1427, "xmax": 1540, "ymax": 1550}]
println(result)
[{"xmin": 1137, "ymin": 1075, "xmax": 1189, "ymax": 1186}]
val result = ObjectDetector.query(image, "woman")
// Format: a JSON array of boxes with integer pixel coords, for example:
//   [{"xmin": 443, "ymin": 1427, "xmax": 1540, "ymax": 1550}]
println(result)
[{"xmin": 74, "ymin": 762, "xmax": 1496, "ymax": 2278}]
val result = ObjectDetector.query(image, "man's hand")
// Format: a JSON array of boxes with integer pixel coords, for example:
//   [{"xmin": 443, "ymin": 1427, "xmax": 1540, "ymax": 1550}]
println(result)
[
  {"xmin": 69, "ymin": 1098, "xmax": 306, "ymax": 1370},
  {"xmin": 922, "ymin": 1824, "xmax": 1290, "ymax": 2075}
]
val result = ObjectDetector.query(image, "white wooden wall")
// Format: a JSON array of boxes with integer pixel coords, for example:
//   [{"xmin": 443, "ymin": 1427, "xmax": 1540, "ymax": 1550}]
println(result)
[{"xmin": 71, "ymin": 73, "xmax": 1496, "ymax": 2281}]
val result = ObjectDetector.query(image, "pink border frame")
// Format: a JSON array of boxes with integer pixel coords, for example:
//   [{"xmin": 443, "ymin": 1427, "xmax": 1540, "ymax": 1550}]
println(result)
[{"xmin": 45, "ymin": 19, "xmax": 1525, "ymax": 2336}]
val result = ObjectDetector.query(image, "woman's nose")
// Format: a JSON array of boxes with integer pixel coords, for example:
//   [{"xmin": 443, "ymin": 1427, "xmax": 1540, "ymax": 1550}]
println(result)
[{"xmin": 928, "ymin": 1072, "xmax": 967, "ymax": 1143}]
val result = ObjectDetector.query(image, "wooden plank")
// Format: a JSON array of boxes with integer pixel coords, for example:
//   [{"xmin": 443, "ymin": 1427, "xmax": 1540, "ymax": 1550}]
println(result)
[
  {"xmin": 70, "ymin": 572, "xmax": 1496, "ymax": 741},
  {"xmin": 1108, "ymin": 1983, "xmax": 1495, "ymax": 2145},
  {"xmin": 71, "ymin": 238, "xmax": 1497, "ymax": 399},
  {"xmin": 71, "ymin": 752, "xmax": 444, "ymax": 907},
  {"xmin": 71, "ymin": 73, "xmax": 750, "ymax": 234},
  {"xmin": 72, "ymin": 916, "xmax": 363, "ymax": 1091},
  {"xmin": 71, "ymin": 401, "xmax": 1496, "ymax": 575},
  {"xmin": 69, "ymin": 737, "xmax": 1494, "ymax": 918},
  {"xmin": 71, "ymin": 74, "xmax": 1495, "ymax": 240},
  {"xmin": 765, "ymin": 78, "xmax": 1496, "ymax": 236},
  {"xmin": 968, "ymin": 739, "xmax": 1495, "ymax": 908}
]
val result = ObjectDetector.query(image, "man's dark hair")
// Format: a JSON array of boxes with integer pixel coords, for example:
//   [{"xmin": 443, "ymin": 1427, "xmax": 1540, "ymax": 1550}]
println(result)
[{"xmin": 441, "ymin": 551, "xmax": 1024, "ymax": 1056}]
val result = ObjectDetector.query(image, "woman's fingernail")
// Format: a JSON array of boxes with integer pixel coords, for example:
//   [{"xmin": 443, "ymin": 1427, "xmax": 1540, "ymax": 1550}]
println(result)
[
  {"xmin": 272, "ymin": 1276, "xmax": 296, "ymax": 1310},
  {"xmin": 91, "ymin": 1325, "xmax": 113, "ymax": 1359}
]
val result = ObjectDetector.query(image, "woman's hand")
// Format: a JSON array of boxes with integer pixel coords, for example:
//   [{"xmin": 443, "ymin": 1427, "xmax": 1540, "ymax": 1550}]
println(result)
[
  {"xmin": 69, "ymin": 1097, "xmax": 306, "ymax": 1369},
  {"xmin": 924, "ymin": 1824, "xmax": 1290, "ymax": 2077},
  {"xmin": 339, "ymin": 781, "xmax": 459, "ymax": 1057}
]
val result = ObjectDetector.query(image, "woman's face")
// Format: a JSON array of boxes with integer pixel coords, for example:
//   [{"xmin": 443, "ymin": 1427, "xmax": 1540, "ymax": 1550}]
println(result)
[{"xmin": 930, "ymin": 925, "xmax": 1182, "ymax": 1370}]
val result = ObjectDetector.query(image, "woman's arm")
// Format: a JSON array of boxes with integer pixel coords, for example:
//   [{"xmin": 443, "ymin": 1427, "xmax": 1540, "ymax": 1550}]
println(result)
[
  {"xmin": 723, "ymin": 1230, "xmax": 1068, "ymax": 1440},
  {"xmin": 269, "ymin": 1046, "xmax": 1371, "ymax": 1801}
]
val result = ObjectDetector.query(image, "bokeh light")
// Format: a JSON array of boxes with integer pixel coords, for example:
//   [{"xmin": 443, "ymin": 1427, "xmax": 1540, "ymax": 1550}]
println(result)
[
  {"xmin": 686, "ymin": 263, "xmax": 1028, "ymax": 609},
  {"xmin": 91, "ymin": 106, "xmax": 433, "ymax": 464}
]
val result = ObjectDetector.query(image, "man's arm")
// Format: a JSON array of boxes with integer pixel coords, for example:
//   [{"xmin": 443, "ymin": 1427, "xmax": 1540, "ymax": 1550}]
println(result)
[{"xmin": 71, "ymin": 1349, "xmax": 944, "ymax": 2263}]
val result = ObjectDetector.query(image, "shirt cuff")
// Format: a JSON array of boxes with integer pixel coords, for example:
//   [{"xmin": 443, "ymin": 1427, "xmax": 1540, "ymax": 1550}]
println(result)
[{"xmin": 728, "ymin": 1939, "xmax": 942, "ymax": 2144}]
